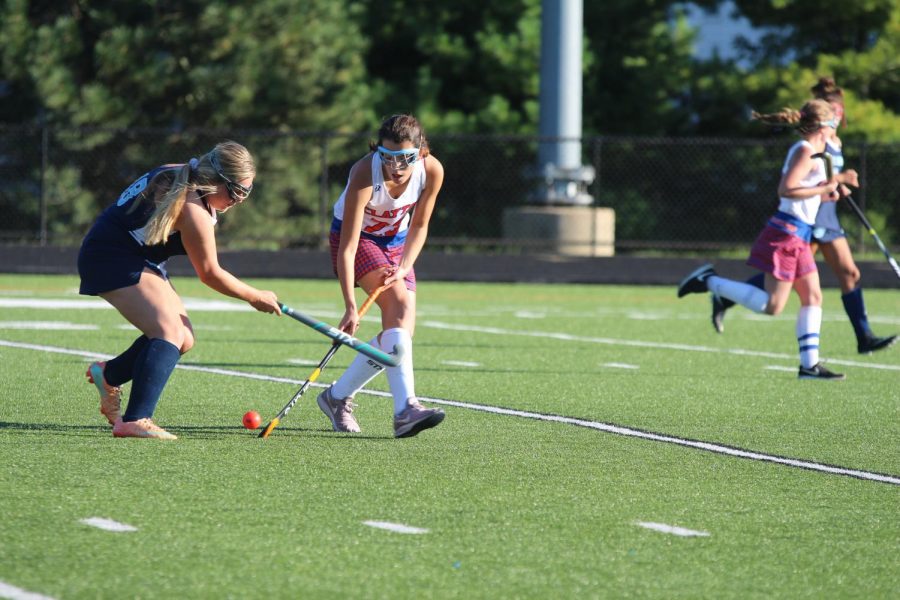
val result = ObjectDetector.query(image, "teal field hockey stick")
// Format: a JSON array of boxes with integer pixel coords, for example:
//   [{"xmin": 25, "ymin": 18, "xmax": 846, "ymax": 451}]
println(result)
[
  {"xmin": 259, "ymin": 285, "xmax": 388, "ymax": 438},
  {"xmin": 278, "ymin": 302, "xmax": 404, "ymax": 367}
]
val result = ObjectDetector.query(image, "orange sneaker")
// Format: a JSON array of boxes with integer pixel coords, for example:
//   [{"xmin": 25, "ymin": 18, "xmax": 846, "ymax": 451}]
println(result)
[
  {"xmin": 112, "ymin": 417, "xmax": 177, "ymax": 440},
  {"xmin": 86, "ymin": 361, "xmax": 121, "ymax": 425}
]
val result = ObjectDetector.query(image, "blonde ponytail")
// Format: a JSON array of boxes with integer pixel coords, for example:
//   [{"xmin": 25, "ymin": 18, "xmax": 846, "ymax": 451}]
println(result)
[
  {"xmin": 144, "ymin": 164, "xmax": 192, "ymax": 246},
  {"xmin": 142, "ymin": 141, "xmax": 254, "ymax": 246}
]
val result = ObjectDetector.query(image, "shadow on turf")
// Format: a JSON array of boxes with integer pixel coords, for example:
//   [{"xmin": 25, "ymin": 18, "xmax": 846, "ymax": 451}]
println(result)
[
  {"xmin": 0, "ymin": 421, "xmax": 391, "ymax": 440},
  {"xmin": 0, "ymin": 421, "xmax": 110, "ymax": 436},
  {"xmin": 170, "ymin": 426, "xmax": 392, "ymax": 441}
]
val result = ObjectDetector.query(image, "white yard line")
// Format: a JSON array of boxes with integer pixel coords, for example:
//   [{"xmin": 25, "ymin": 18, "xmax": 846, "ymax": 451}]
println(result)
[
  {"xmin": 441, "ymin": 360, "xmax": 481, "ymax": 368},
  {"xmin": 0, "ymin": 321, "xmax": 98, "ymax": 330},
  {"xmin": 363, "ymin": 521, "xmax": 429, "ymax": 534},
  {"xmin": 635, "ymin": 522, "xmax": 710, "ymax": 537},
  {"xmin": 0, "ymin": 581, "xmax": 56, "ymax": 600},
  {"xmin": 422, "ymin": 321, "xmax": 900, "ymax": 372},
  {"xmin": 1, "ymin": 338, "xmax": 897, "ymax": 486},
  {"xmin": 80, "ymin": 517, "xmax": 138, "ymax": 532}
]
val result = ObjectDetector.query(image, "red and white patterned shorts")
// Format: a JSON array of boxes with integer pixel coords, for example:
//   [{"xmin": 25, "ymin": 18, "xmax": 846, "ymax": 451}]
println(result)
[
  {"xmin": 329, "ymin": 230, "xmax": 416, "ymax": 291},
  {"xmin": 747, "ymin": 225, "xmax": 817, "ymax": 282}
]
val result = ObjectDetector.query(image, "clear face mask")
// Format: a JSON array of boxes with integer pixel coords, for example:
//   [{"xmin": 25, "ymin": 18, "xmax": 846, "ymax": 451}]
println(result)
[{"xmin": 377, "ymin": 146, "xmax": 420, "ymax": 170}]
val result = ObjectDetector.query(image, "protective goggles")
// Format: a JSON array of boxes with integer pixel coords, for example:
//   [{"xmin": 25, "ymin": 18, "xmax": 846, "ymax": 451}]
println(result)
[
  {"xmin": 377, "ymin": 146, "xmax": 419, "ymax": 169},
  {"xmin": 818, "ymin": 118, "xmax": 840, "ymax": 129},
  {"xmin": 210, "ymin": 153, "xmax": 253, "ymax": 202}
]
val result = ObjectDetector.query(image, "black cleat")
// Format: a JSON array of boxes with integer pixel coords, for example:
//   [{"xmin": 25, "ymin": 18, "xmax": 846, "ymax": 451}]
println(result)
[
  {"xmin": 798, "ymin": 363, "xmax": 845, "ymax": 380},
  {"xmin": 711, "ymin": 294, "xmax": 727, "ymax": 333},
  {"xmin": 677, "ymin": 264, "xmax": 716, "ymax": 298},
  {"xmin": 857, "ymin": 334, "xmax": 897, "ymax": 355}
]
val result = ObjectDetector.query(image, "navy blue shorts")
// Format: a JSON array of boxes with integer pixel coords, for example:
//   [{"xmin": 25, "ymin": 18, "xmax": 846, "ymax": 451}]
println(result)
[{"xmin": 78, "ymin": 240, "xmax": 167, "ymax": 295}]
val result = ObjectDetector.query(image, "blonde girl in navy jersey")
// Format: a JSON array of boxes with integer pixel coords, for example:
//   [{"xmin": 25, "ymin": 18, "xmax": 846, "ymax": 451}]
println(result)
[
  {"xmin": 678, "ymin": 100, "xmax": 845, "ymax": 380},
  {"xmin": 317, "ymin": 114, "xmax": 446, "ymax": 438},
  {"xmin": 79, "ymin": 141, "xmax": 281, "ymax": 439}
]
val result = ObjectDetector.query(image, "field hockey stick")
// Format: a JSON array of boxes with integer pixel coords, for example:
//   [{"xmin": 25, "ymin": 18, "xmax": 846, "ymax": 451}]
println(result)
[
  {"xmin": 279, "ymin": 300, "xmax": 403, "ymax": 367},
  {"xmin": 813, "ymin": 152, "xmax": 900, "ymax": 280},
  {"xmin": 840, "ymin": 193, "xmax": 900, "ymax": 280},
  {"xmin": 259, "ymin": 285, "xmax": 387, "ymax": 438}
]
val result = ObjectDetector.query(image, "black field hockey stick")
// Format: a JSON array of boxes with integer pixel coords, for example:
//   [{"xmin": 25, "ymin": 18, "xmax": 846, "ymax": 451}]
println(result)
[
  {"xmin": 841, "ymin": 193, "xmax": 900, "ymax": 280},
  {"xmin": 259, "ymin": 285, "xmax": 387, "ymax": 438},
  {"xmin": 813, "ymin": 152, "xmax": 900, "ymax": 280},
  {"xmin": 279, "ymin": 301, "xmax": 403, "ymax": 367}
]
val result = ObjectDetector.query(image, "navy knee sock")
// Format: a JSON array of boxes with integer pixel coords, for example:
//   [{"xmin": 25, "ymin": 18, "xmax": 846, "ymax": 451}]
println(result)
[
  {"xmin": 104, "ymin": 335, "xmax": 149, "ymax": 386},
  {"xmin": 719, "ymin": 273, "xmax": 765, "ymax": 309},
  {"xmin": 123, "ymin": 339, "xmax": 181, "ymax": 421},
  {"xmin": 841, "ymin": 287, "xmax": 871, "ymax": 342}
]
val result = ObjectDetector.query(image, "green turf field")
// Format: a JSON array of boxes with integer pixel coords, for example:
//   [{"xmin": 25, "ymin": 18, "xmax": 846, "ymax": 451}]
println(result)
[{"xmin": 1, "ymin": 273, "xmax": 897, "ymax": 599}]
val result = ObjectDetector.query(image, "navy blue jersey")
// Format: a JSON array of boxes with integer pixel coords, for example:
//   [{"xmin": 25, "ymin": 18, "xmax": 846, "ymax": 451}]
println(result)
[
  {"xmin": 78, "ymin": 164, "xmax": 206, "ymax": 295},
  {"xmin": 89, "ymin": 164, "xmax": 189, "ymax": 263}
]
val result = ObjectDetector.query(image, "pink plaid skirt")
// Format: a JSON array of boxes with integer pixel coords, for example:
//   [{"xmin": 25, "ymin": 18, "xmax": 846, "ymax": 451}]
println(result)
[
  {"xmin": 329, "ymin": 230, "xmax": 416, "ymax": 291},
  {"xmin": 747, "ymin": 224, "xmax": 817, "ymax": 282}
]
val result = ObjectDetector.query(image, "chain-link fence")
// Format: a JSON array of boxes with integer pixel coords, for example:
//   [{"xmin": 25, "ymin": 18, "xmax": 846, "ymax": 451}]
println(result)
[{"xmin": 2, "ymin": 125, "xmax": 898, "ymax": 255}]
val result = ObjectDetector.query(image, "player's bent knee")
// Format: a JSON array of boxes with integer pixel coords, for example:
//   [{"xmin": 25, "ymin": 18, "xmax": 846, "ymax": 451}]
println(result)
[
  {"xmin": 180, "ymin": 330, "xmax": 195, "ymax": 354},
  {"xmin": 844, "ymin": 267, "xmax": 861, "ymax": 287}
]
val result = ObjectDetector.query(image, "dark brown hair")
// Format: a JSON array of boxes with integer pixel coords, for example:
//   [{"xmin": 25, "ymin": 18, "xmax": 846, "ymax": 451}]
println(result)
[
  {"xmin": 811, "ymin": 76, "xmax": 844, "ymax": 105},
  {"xmin": 369, "ymin": 114, "xmax": 430, "ymax": 157}
]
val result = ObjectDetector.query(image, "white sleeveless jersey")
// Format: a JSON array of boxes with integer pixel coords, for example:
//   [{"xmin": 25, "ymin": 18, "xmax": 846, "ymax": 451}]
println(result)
[
  {"xmin": 777, "ymin": 140, "xmax": 826, "ymax": 225},
  {"xmin": 333, "ymin": 153, "xmax": 427, "ymax": 237}
]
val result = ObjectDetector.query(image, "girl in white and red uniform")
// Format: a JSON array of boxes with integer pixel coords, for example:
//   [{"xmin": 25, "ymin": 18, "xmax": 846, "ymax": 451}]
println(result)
[
  {"xmin": 318, "ymin": 114, "xmax": 447, "ymax": 438},
  {"xmin": 678, "ymin": 100, "xmax": 845, "ymax": 380}
]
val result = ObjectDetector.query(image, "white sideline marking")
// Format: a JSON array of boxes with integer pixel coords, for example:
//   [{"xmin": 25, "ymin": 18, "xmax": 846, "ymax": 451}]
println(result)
[
  {"xmin": 363, "ymin": 521, "xmax": 429, "ymax": 534},
  {"xmin": 422, "ymin": 321, "xmax": 900, "ymax": 372},
  {"xmin": 0, "ymin": 321, "xmax": 98, "ymax": 331},
  {"xmin": 441, "ymin": 360, "xmax": 481, "ymax": 368},
  {"xmin": 627, "ymin": 312, "xmax": 666, "ymax": 320},
  {"xmin": 0, "ymin": 581, "xmax": 56, "ymax": 600},
  {"xmin": 764, "ymin": 365, "xmax": 797, "ymax": 372},
  {"xmin": 2, "ymin": 338, "xmax": 898, "ymax": 486},
  {"xmin": 636, "ymin": 522, "xmax": 709, "ymax": 537},
  {"xmin": 601, "ymin": 362, "xmax": 639, "ymax": 370},
  {"xmin": 80, "ymin": 517, "xmax": 137, "ymax": 532},
  {"xmin": 514, "ymin": 311, "xmax": 546, "ymax": 319},
  {"xmin": 0, "ymin": 297, "xmax": 251, "ymax": 311},
  {"xmin": 287, "ymin": 358, "xmax": 321, "ymax": 366}
]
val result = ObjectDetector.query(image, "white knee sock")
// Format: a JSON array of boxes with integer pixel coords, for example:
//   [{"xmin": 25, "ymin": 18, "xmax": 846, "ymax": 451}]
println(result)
[
  {"xmin": 796, "ymin": 305, "xmax": 822, "ymax": 368},
  {"xmin": 379, "ymin": 328, "xmax": 415, "ymax": 415},
  {"xmin": 331, "ymin": 336, "xmax": 385, "ymax": 399},
  {"xmin": 706, "ymin": 275, "xmax": 769, "ymax": 314}
]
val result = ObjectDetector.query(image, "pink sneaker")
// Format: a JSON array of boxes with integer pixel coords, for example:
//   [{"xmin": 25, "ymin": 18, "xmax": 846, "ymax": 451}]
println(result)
[
  {"xmin": 112, "ymin": 417, "xmax": 177, "ymax": 440},
  {"xmin": 317, "ymin": 386, "xmax": 361, "ymax": 433},
  {"xmin": 394, "ymin": 400, "xmax": 445, "ymax": 438},
  {"xmin": 86, "ymin": 361, "xmax": 121, "ymax": 425}
]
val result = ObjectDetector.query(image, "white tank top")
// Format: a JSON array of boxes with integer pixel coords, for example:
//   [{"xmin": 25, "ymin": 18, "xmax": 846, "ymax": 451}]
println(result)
[
  {"xmin": 777, "ymin": 140, "xmax": 826, "ymax": 225},
  {"xmin": 333, "ymin": 153, "xmax": 427, "ymax": 237}
]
